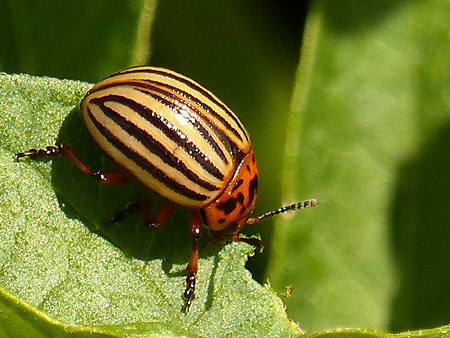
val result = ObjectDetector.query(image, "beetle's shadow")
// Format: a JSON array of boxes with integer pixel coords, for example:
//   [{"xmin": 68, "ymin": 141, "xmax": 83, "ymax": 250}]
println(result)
[{"xmin": 50, "ymin": 109, "xmax": 222, "ymax": 275}]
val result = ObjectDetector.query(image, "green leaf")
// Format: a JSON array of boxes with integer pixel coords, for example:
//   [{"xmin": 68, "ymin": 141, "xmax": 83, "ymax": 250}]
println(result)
[
  {"xmin": 2, "ymin": 0, "xmax": 450, "ymax": 336},
  {"xmin": 268, "ymin": 0, "xmax": 450, "ymax": 333},
  {"xmin": 307, "ymin": 326, "xmax": 450, "ymax": 338},
  {"xmin": 0, "ymin": 0, "xmax": 154, "ymax": 81},
  {"xmin": 0, "ymin": 73, "xmax": 302, "ymax": 337}
]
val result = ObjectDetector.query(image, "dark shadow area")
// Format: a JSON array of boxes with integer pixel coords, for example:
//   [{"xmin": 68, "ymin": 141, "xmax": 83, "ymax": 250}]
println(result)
[
  {"xmin": 205, "ymin": 252, "xmax": 221, "ymax": 311},
  {"xmin": 323, "ymin": 0, "xmax": 412, "ymax": 33},
  {"xmin": 51, "ymin": 109, "xmax": 222, "ymax": 277},
  {"xmin": 390, "ymin": 123, "xmax": 450, "ymax": 331}
]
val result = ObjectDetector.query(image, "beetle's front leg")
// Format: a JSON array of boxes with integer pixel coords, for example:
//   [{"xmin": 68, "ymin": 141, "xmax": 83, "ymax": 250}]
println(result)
[
  {"xmin": 208, "ymin": 231, "xmax": 264, "ymax": 254},
  {"xmin": 183, "ymin": 210, "xmax": 203, "ymax": 312}
]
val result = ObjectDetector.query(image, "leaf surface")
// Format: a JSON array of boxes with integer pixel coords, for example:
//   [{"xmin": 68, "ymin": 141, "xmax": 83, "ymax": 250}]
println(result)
[
  {"xmin": 268, "ymin": 0, "xmax": 450, "ymax": 332},
  {"xmin": 0, "ymin": 73, "xmax": 301, "ymax": 337}
]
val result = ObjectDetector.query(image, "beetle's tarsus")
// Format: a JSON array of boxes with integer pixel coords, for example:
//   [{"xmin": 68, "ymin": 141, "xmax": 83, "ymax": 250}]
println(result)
[
  {"xmin": 108, "ymin": 202, "xmax": 140, "ymax": 226},
  {"xmin": 15, "ymin": 145, "xmax": 62, "ymax": 161},
  {"xmin": 183, "ymin": 273, "xmax": 196, "ymax": 313}
]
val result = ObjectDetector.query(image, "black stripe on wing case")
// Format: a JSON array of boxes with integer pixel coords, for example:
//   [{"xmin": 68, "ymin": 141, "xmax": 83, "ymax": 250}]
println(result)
[
  {"xmin": 85, "ymin": 105, "xmax": 213, "ymax": 201},
  {"xmin": 90, "ymin": 94, "xmax": 225, "ymax": 183}
]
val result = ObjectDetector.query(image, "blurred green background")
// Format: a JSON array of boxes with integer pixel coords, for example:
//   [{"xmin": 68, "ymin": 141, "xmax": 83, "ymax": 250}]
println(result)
[{"xmin": 1, "ymin": 0, "xmax": 450, "ymax": 335}]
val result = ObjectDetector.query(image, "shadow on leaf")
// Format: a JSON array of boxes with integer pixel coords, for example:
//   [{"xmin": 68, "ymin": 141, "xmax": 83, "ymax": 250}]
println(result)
[
  {"xmin": 49, "ymin": 108, "xmax": 224, "ymax": 276},
  {"xmin": 390, "ymin": 123, "xmax": 450, "ymax": 331}
]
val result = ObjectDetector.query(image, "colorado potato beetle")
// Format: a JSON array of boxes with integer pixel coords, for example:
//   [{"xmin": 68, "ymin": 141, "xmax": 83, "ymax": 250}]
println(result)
[{"xmin": 16, "ymin": 66, "xmax": 318, "ymax": 311}]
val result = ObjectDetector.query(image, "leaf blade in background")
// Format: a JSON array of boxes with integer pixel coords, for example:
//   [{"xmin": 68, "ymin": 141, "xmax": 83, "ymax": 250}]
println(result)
[
  {"xmin": 0, "ymin": 0, "xmax": 154, "ymax": 82},
  {"xmin": 269, "ymin": 0, "xmax": 450, "ymax": 332}
]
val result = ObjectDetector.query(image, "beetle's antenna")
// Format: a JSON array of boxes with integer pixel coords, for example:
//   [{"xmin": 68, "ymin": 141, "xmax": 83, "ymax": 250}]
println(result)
[{"xmin": 246, "ymin": 199, "xmax": 318, "ymax": 225}]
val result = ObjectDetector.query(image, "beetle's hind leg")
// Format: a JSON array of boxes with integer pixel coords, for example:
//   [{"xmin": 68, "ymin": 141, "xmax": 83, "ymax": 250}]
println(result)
[
  {"xmin": 108, "ymin": 202, "xmax": 141, "ymax": 226},
  {"xmin": 145, "ymin": 203, "xmax": 176, "ymax": 229},
  {"xmin": 16, "ymin": 144, "xmax": 131, "ymax": 185},
  {"xmin": 109, "ymin": 200, "xmax": 175, "ymax": 230}
]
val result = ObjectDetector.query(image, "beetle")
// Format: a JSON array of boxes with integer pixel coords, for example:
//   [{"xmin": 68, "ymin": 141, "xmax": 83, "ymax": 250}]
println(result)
[{"xmin": 16, "ymin": 66, "xmax": 318, "ymax": 311}]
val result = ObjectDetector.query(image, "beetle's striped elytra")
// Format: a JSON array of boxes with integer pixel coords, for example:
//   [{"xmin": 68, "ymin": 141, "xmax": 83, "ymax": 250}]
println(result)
[
  {"xmin": 80, "ymin": 67, "xmax": 251, "ymax": 209},
  {"xmin": 16, "ymin": 66, "xmax": 318, "ymax": 311}
]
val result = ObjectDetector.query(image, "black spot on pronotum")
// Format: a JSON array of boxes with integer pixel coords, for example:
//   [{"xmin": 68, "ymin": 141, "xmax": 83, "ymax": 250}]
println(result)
[
  {"xmin": 247, "ymin": 174, "xmax": 258, "ymax": 207},
  {"xmin": 218, "ymin": 218, "xmax": 226, "ymax": 224},
  {"xmin": 217, "ymin": 191, "xmax": 247, "ymax": 215},
  {"xmin": 217, "ymin": 198, "xmax": 237, "ymax": 215},
  {"xmin": 239, "ymin": 206, "xmax": 247, "ymax": 215}
]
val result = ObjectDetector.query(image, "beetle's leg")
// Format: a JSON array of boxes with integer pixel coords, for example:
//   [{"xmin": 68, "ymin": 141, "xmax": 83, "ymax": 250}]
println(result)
[
  {"xmin": 109, "ymin": 201, "xmax": 175, "ymax": 229},
  {"xmin": 228, "ymin": 234, "xmax": 264, "ymax": 253},
  {"xmin": 183, "ymin": 210, "xmax": 203, "ymax": 312},
  {"xmin": 16, "ymin": 144, "xmax": 130, "ymax": 185},
  {"xmin": 108, "ymin": 202, "xmax": 141, "ymax": 225},
  {"xmin": 16, "ymin": 145, "xmax": 62, "ymax": 160},
  {"xmin": 208, "ymin": 223, "xmax": 264, "ymax": 253},
  {"xmin": 146, "ymin": 203, "xmax": 175, "ymax": 229},
  {"xmin": 208, "ymin": 228, "xmax": 264, "ymax": 253}
]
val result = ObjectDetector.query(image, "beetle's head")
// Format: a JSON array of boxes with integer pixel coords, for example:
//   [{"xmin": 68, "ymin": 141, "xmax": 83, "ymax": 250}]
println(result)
[{"xmin": 200, "ymin": 150, "xmax": 258, "ymax": 232}]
